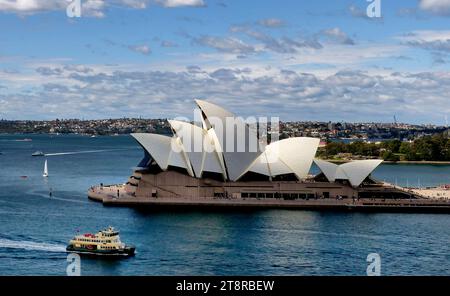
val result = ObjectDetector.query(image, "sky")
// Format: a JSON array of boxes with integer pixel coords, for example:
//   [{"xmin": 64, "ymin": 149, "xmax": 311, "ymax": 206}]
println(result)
[{"xmin": 0, "ymin": 0, "xmax": 450, "ymax": 124}]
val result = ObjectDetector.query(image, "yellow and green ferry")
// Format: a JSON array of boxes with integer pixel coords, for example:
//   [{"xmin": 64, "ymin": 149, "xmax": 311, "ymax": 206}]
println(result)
[{"xmin": 66, "ymin": 226, "xmax": 135, "ymax": 257}]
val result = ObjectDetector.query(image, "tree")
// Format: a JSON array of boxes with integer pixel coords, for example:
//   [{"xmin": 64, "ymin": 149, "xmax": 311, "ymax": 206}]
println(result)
[
  {"xmin": 383, "ymin": 139, "xmax": 401, "ymax": 153},
  {"xmin": 382, "ymin": 151, "xmax": 400, "ymax": 161}
]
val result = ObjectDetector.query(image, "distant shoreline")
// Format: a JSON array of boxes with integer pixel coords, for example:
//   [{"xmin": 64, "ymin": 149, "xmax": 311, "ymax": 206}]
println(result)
[
  {"xmin": 324, "ymin": 159, "xmax": 450, "ymax": 165},
  {"xmin": 1, "ymin": 133, "xmax": 449, "ymax": 165}
]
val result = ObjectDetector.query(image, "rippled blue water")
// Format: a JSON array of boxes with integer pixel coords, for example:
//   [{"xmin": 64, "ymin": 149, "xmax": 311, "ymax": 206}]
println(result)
[{"xmin": 0, "ymin": 134, "xmax": 449, "ymax": 275}]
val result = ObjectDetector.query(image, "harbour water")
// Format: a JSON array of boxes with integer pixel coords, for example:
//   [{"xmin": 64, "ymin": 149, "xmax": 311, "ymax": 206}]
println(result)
[{"xmin": 0, "ymin": 134, "xmax": 449, "ymax": 275}]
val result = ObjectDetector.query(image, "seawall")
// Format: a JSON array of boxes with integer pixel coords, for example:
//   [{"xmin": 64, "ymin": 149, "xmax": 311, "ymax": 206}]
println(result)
[{"xmin": 88, "ymin": 186, "xmax": 450, "ymax": 213}]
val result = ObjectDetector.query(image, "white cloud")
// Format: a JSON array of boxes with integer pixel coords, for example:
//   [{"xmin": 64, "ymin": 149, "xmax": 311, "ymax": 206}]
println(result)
[
  {"xmin": 2, "ymin": 62, "xmax": 450, "ymax": 124},
  {"xmin": 121, "ymin": 0, "xmax": 148, "ymax": 8},
  {"xmin": 0, "ymin": 0, "xmax": 65, "ymax": 13},
  {"xmin": 229, "ymin": 25, "xmax": 323, "ymax": 54},
  {"xmin": 0, "ymin": 0, "xmax": 129, "ymax": 17},
  {"xmin": 128, "ymin": 44, "xmax": 151, "ymax": 55},
  {"xmin": 257, "ymin": 18, "xmax": 285, "ymax": 28},
  {"xmin": 0, "ymin": 0, "xmax": 203, "ymax": 17},
  {"xmin": 81, "ymin": 0, "xmax": 106, "ymax": 18},
  {"xmin": 399, "ymin": 30, "xmax": 450, "ymax": 42},
  {"xmin": 399, "ymin": 30, "xmax": 450, "ymax": 54},
  {"xmin": 160, "ymin": 40, "xmax": 178, "ymax": 47},
  {"xmin": 156, "ymin": 0, "xmax": 205, "ymax": 8},
  {"xmin": 419, "ymin": 0, "xmax": 450, "ymax": 15},
  {"xmin": 194, "ymin": 35, "xmax": 257, "ymax": 54},
  {"xmin": 320, "ymin": 28, "xmax": 355, "ymax": 45}
]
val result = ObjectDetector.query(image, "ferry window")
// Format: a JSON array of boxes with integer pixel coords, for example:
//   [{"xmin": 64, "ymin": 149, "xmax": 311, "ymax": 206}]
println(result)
[
  {"xmin": 249, "ymin": 193, "xmax": 257, "ymax": 198},
  {"xmin": 266, "ymin": 193, "xmax": 274, "ymax": 198},
  {"xmin": 257, "ymin": 193, "xmax": 265, "ymax": 198},
  {"xmin": 241, "ymin": 193, "xmax": 248, "ymax": 198}
]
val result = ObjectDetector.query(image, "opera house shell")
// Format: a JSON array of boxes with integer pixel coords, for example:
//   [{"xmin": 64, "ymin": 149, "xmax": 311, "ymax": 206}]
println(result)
[{"xmin": 119, "ymin": 100, "xmax": 394, "ymax": 201}]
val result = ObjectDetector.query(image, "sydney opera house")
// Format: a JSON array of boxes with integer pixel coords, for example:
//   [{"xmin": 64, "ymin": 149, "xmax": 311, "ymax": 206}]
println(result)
[{"xmin": 89, "ymin": 100, "xmax": 424, "ymax": 208}]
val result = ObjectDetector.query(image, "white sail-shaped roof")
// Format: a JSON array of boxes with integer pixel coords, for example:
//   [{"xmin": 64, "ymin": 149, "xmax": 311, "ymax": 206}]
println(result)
[
  {"xmin": 248, "ymin": 137, "xmax": 320, "ymax": 179},
  {"xmin": 339, "ymin": 160, "xmax": 383, "ymax": 187},
  {"xmin": 268, "ymin": 158, "xmax": 293, "ymax": 176},
  {"xmin": 203, "ymin": 128, "xmax": 227, "ymax": 177},
  {"xmin": 248, "ymin": 151, "xmax": 271, "ymax": 176},
  {"xmin": 205, "ymin": 128, "xmax": 228, "ymax": 179},
  {"xmin": 168, "ymin": 120, "xmax": 205, "ymax": 177},
  {"xmin": 133, "ymin": 100, "xmax": 325, "ymax": 183},
  {"xmin": 249, "ymin": 151, "xmax": 293, "ymax": 177},
  {"xmin": 131, "ymin": 133, "xmax": 193, "ymax": 175},
  {"xmin": 195, "ymin": 99, "xmax": 262, "ymax": 181},
  {"xmin": 168, "ymin": 120, "xmax": 225, "ymax": 178},
  {"xmin": 314, "ymin": 159, "xmax": 383, "ymax": 187},
  {"xmin": 314, "ymin": 159, "xmax": 339, "ymax": 182},
  {"xmin": 168, "ymin": 137, "xmax": 194, "ymax": 176},
  {"xmin": 131, "ymin": 133, "xmax": 172, "ymax": 170},
  {"xmin": 274, "ymin": 137, "xmax": 320, "ymax": 179}
]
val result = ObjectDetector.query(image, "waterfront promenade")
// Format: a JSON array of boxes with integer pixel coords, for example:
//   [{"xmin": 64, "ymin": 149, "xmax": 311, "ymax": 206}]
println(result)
[
  {"xmin": 409, "ymin": 188, "xmax": 450, "ymax": 200},
  {"xmin": 88, "ymin": 184, "xmax": 450, "ymax": 213}
]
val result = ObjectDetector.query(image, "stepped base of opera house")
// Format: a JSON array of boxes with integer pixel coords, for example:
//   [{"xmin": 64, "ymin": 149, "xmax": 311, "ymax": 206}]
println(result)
[{"xmin": 88, "ymin": 170, "xmax": 450, "ymax": 213}]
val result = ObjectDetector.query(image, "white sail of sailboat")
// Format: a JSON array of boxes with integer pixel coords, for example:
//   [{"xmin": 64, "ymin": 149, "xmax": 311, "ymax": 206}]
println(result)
[{"xmin": 43, "ymin": 159, "xmax": 49, "ymax": 178}]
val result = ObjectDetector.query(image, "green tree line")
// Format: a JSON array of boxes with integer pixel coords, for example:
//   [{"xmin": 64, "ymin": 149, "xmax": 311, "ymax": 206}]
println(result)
[{"xmin": 317, "ymin": 133, "xmax": 450, "ymax": 161}]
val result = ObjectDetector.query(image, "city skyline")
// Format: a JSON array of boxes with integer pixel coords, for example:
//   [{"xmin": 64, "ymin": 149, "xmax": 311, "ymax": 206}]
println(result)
[
  {"xmin": 2, "ymin": 117, "xmax": 447, "ymax": 141},
  {"xmin": 0, "ymin": 116, "xmax": 448, "ymax": 127},
  {"xmin": 1, "ymin": 0, "xmax": 450, "ymax": 124}
]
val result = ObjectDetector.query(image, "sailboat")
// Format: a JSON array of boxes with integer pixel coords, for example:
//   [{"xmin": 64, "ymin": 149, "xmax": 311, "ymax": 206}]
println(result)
[{"xmin": 43, "ymin": 159, "xmax": 49, "ymax": 178}]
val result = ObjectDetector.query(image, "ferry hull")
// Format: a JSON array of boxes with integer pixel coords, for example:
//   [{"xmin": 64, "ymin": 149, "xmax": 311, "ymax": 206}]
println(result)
[{"xmin": 66, "ymin": 245, "xmax": 135, "ymax": 257}]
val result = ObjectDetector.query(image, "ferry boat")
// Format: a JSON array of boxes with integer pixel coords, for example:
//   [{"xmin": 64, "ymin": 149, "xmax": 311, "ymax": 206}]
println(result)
[{"xmin": 66, "ymin": 227, "xmax": 135, "ymax": 257}]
